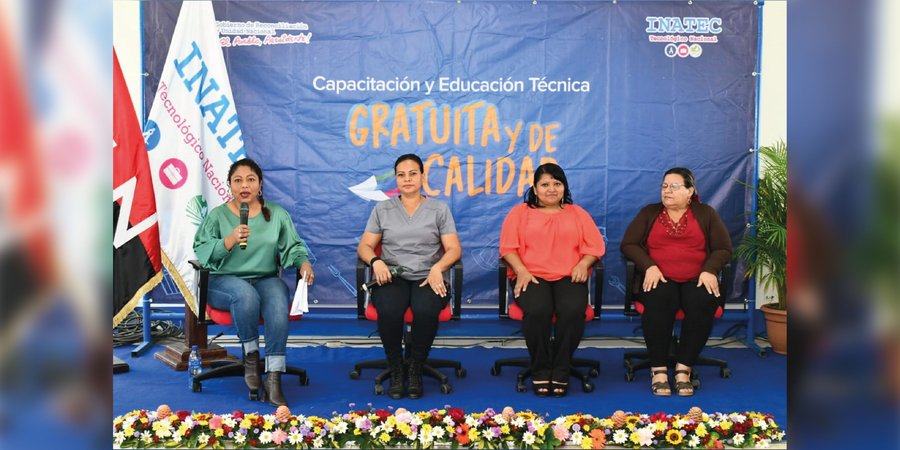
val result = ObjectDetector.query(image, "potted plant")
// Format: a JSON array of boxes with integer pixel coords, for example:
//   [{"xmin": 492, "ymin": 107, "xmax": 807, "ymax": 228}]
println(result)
[{"xmin": 735, "ymin": 140, "xmax": 787, "ymax": 354}]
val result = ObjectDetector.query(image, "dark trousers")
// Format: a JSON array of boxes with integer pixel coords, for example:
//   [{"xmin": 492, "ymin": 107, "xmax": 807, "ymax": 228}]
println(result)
[
  {"xmin": 640, "ymin": 280, "xmax": 719, "ymax": 367},
  {"xmin": 515, "ymin": 277, "xmax": 588, "ymax": 383},
  {"xmin": 371, "ymin": 277, "xmax": 448, "ymax": 363}
]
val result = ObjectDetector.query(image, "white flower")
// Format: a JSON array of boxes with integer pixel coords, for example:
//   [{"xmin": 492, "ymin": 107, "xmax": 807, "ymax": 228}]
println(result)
[
  {"xmin": 688, "ymin": 435, "xmax": 701, "ymax": 448},
  {"xmin": 432, "ymin": 426, "xmax": 446, "ymax": 439},
  {"xmin": 419, "ymin": 433, "xmax": 433, "ymax": 445},
  {"xmin": 776, "ymin": 431, "xmax": 785, "ymax": 440},
  {"xmin": 296, "ymin": 414, "xmax": 306, "ymax": 422},
  {"xmin": 636, "ymin": 426, "xmax": 655, "ymax": 446},
  {"xmin": 140, "ymin": 431, "xmax": 152, "ymax": 444},
  {"xmin": 263, "ymin": 414, "xmax": 276, "ymax": 423},
  {"xmin": 197, "ymin": 432, "xmax": 210, "ymax": 445},
  {"xmin": 234, "ymin": 433, "xmax": 246, "ymax": 444},
  {"xmin": 465, "ymin": 416, "xmax": 479, "ymax": 427},
  {"xmin": 730, "ymin": 413, "xmax": 747, "ymax": 423},
  {"xmin": 570, "ymin": 431, "xmax": 584, "ymax": 445},
  {"xmin": 673, "ymin": 418, "xmax": 687, "ymax": 429},
  {"xmin": 523, "ymin": 431, "xmax": 536, "ymax": 445},
  {"xmin": 612, "ymin": 429, "xmax": 628, "ymax": 444},
  {"xmin": 259, "ymin": 430, "xmax": 273, "ymax": 444},
  {"xmin": 554, "ymin": 417, "xmax": 566, "ymax": 425},
  {"xmin": 513, "ymin": 417, "xmax": 526, "ymax": 428},
  {"xmin": 113, "ymin": 431, "xmax": 126, "ymax": 446},
  {"xmin": 313, "ymin": 437, "xmax": 324, "ymax": 448},
  {"xmin": 733, "ymin": 433, "xmax": 745, "ymax": 445},
  {"xmin": 333, "ymin": 421, "xmax": 349, "ymax": 434},
  {"xmin": 223, "ymin": 417, "xmax": 236, "ymax": 428},
  {"xmin": 289, "ymin": 431, "xmax": 302, "ymax": 445},
  {"xmin": 483, "ymin": 428, "xmax": 495, "ymax": 440},
  {"xmin": 758, "ymin": 438, "xmax": 770, "ymax": 448},
  {"xmin": 411, "ymin": 416, "xmax": 423, "ymax": 426},
  {"xmin": 759, "ymin": 419, "xmax": 769, "ymax": 430},
  {"xmin": 708, "ymin": 419, "xmax": 720, "ymax": 428},
  {"xmin": 442, "ymin": 415, "xmax": 455, "ymax": 426},
  {"xmin": 493, "ymin": 414, "xmax": 507, "ymax": 425}
]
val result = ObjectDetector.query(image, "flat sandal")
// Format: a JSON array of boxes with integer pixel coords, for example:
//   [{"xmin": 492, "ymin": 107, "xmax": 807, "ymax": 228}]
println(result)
[
  {"xmin": 674, "ymin": 369, "xmax": 694, "ymax": 396},
  {"xmin": 650, "ymin": 369, "xmax": 671, "ymax": 397}
]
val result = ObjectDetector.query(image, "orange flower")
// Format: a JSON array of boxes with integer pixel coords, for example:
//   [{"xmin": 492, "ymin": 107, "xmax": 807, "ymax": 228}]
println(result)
[
  {"xmin": 455, "ymin": 424, "xmax": 471, "ymax": 445},
  {"xmin": 590, "ymin": 428, "xmax": 606, "ymax": 449}
]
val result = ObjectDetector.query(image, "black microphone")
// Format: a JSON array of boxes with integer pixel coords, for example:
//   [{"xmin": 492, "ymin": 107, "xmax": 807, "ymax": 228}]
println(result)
[
  {"xmin": 239, "ymin": 202, "xmax": 249, "ymax": 250},
  {"xmin": 361, "ymin": 265, "xmax": 407, "ymax": 292}
]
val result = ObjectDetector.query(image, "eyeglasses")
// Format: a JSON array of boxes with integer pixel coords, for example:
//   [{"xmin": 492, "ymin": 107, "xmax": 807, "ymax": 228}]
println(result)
[{"xmin": 660, "ymin": 183, "xmax": 686, "ymax": 191}]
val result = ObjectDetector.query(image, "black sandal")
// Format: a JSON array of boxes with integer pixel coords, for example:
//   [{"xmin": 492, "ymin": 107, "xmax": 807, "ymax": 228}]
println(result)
[
  {"xmin": 674, "ymin": 369, "xmax": 694, "ymax": 396},
  {"xmin": 551, "ymin": 382, "xmax": 568, "ymax": 397},
  {"xmin": 533, "ymin": 381, "xmax": 550, "ymax": 397},
  {"xmin": 650, "ymin": 369, "xmax": 672, "ymax": 397}
]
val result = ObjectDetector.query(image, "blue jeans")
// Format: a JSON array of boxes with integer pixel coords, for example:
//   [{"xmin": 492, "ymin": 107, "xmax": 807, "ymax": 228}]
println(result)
[{"xmin": 207, "ymin": 275, "xmax": 290, "ymax": 372}]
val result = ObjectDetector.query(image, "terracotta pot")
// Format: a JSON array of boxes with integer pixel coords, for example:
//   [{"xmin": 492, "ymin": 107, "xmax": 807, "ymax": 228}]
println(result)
[{"xmin": 761, "ymin": 304, "xmax": 787, "ymax": 355}]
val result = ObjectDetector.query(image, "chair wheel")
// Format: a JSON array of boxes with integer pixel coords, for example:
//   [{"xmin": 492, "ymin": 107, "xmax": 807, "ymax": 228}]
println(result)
[
  {"xmin": 192, "ymin": 382, "xmax": 201, "ymax": 392},
  {"xmin": 589, "ymin": 368, "xmax": 600, "ymax": 378},
  {"xmin": 490, "ymin": 366, "xmax": 501, "ymax": 376},
  {"xmin": 516, "ymin": 381, "xmax": 527, "ymax": 393},
  {"xmin": 582, "ymin": 381, "xmax": 594, "ymax": 393},
  {"xmin": 625, "ymin": 372, "xmax": 635, "ymax": 382},
  {"xmin": 300, "ymin": 374, "xmax": 310, "ymax": 385},
  {"xmin": 721, "ymin": 367, "xmax": 731, "ymax": 378},
  {"xmin": 456, "ymin": 368, "xmax": 467, "ymax": 378},
  {"xmin": 349, "ymin": 370, "xmax": 361, "ymax": 380},
  {"xmin": 249, "ymin": 389, "xmax": 259, "ymax": 401},
  {"xmin": 374, "ymin": 384, "xmax": 384, "ymax": 395},
  {"xmin": 440, "ymin": 384, "xmax": 453, "ymax": 394}
]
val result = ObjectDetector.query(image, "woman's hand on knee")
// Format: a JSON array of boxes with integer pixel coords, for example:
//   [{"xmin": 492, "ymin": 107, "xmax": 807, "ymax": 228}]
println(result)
[{"xmin": 643, "ymin": 266, "xmax": 667, "ymax": 292}]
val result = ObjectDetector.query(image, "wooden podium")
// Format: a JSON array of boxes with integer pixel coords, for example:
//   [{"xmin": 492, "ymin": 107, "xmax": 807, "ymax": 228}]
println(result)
[{"xmin": 154, "ymin": 306, "xmax": 237, "ymax": 370}]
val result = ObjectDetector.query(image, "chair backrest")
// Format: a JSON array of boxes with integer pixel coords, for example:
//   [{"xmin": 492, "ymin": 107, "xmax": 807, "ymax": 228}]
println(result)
[
  {"xmin": 497, "ymin": 260, "xmax": 604, "ymax": 321},
  {"xmin": 622, "ymin": 260, "xmax": 730, "ymax": 319},
  {"xmin": 355, "ymin": 250, "xmax": 463, "ymax": 322}
]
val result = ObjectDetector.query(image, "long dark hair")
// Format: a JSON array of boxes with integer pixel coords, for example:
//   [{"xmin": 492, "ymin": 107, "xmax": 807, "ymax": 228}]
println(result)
[
  {"xmin": 524, "ymin": 163, "xmax": 573, "ymax": 208},
  {"xmin": 664, "ymin": 167, "xmax": 700, "ymax": 203},
  {"xmin": 228, "ymin": 158, "xmax": 272, "ymax": 221}
]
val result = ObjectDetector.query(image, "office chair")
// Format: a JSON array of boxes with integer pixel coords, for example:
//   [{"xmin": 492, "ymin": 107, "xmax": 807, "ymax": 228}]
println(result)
[
  {"xmin": 188, "ymin": 260, "xmax": 309, "ymax": 399},
  {"xmin": 490, "ymin": 260, "xmax": 603, "ymax": 393},
  {"xmin": 623, "ymin": 260, "xmax": 732, "ymax": 388},
  {"xmin": 349, "ymin": 257, "xmax": 465, "ymax": 395}
]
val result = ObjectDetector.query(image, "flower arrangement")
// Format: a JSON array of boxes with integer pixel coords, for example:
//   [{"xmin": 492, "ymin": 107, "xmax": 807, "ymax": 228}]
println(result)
[{"xmin": 113, "ymin": 404, "xmax": 784, "ymax": 449}]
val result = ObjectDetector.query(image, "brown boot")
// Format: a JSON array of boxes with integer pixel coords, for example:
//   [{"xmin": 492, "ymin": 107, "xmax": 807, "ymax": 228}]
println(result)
[
  {"xmin": 262, "ymin": 372, "xmax": 288, "ymax": 406},
  {"xmin": 243, "ymin": 351, "xmax": 260, "ymax": 391}
]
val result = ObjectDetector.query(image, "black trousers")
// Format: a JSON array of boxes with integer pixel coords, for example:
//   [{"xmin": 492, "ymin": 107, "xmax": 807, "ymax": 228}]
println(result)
[
  {"xmin": 640, "ymin": 279, "xmax": 719, "ymax": 367},
  {"xmin": 515, "ymin": 276, "xmax": 588, "ymax": 383},
  {"xmin": 371, "ymin": 277, "xmax": 448, "ymax": 363}
]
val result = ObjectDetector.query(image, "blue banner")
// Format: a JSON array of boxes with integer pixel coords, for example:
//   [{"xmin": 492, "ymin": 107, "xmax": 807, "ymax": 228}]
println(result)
[{"xmin": 144, "ymin": 1, "xmax": 759, "ymax": 309}]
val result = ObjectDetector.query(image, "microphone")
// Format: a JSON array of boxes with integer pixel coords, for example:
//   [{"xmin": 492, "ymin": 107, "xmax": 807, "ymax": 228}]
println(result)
[
  {"xmin": 239, "ymin": 202, "xmax": 249, "ymax": 250},
  {"xmin": 361, "ymin": 265, "xmax": 407, "ymax": 292}
]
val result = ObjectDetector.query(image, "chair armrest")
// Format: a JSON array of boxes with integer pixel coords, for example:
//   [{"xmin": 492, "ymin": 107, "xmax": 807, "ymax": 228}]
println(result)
[
  {"xmin": 592, "ymin": 260, "xmax": 604, "ymax": 319},
  {"xmin": 355, "ymin": 259, "xmax": 367, "ymax": 319},
  {"xmin": 497, "ymin": 260, "xmax": 509, "ymax": 318},
  {"xmin": 451, "ymin": 260, "xmax": 463, "ymax": 320}
]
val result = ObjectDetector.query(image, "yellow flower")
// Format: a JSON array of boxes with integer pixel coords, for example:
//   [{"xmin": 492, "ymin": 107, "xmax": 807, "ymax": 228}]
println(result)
[
  {"xmin": 625, "ymin": 415, "xmax": 640, "ymax": 430},
  {"xmin": 720, "ymin": 420, "xmax": 733, "ymax": 431},
  {"xmin": 379, "ymin": 432, "xmax": 391, "ymax": 443},
  {"xmin": 599, "ymin": 418, "xmax": 614, "ymax": 428},
  {"xmin": 630, "ymin": 431, "xmax": 641, "ymax": 445},
  {"xmin": 580, "ymin": 438, "xmax": 593, "ymax": 449},
  {"xmin": 695, "ymin": 423, "xmax": 708, "ymax": 438},
  {"xmin": 666, "ymin": 429, "xmax": 683, "ymax": 445},
  {"xmin": 653, "ymin": 420, "xmax": 667, "ymax": 432},
  {"xmin": 123, "ymin": 426, "xmax": 134, "ymax": 436},
  {"xmin": 263, "ymin": 419, "xmax": 274, "ymax": 430},
  {"xmin": 468, "ymin": 428, "xmax": 480, "ymax": 441},
  {"xmin": 397, "ymin": 423, "xmax": 412, "ymax": 436},
  {"xmin": 501, "ymin": 425, "xmax": 510, "ymax": 434},
  {"xmin": 290, "ymin": 419, "xmax": 298, "ymax": 426},
  {"xmin": 140, "ymin": 417, "xmax": 148, "ymax": 424},
  {"xmin": 314, "ymin": 426, "xmax": 322, "ymax": 435},
  {"xmin": 353, "ymin": 429, "xmax": 362, "ymax": 436},
  {"xmin": 214, "ymin": 428, "xmax": 224, "ymax": 437},
  {"xmin": 420, "ymin": 424, "xmax": 432, "ymax": 435},
  {"xmin": 240, "ymin": 418, "xmax": 252, "ymax": 429},
  {"xmin": 446, "ymin": 425, "xmax": 455, "ymax": 435}
]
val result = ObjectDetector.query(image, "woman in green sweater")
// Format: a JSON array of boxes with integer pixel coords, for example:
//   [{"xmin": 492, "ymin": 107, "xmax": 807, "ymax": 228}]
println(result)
[{"xmin": 193, "ymin": 158, "xmax": 314, "ymax": 406}]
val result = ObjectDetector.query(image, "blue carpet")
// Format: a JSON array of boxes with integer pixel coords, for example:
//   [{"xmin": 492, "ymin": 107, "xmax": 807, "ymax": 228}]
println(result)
[{"xmin": 114, "ymin": 344, "xmax": 786, "ymax": 427}]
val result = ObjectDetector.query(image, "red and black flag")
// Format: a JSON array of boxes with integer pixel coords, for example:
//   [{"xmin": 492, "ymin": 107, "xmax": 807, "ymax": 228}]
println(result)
[{"xmin": 113, "ymin": 49, "xmax": 162, "ymax": 327}]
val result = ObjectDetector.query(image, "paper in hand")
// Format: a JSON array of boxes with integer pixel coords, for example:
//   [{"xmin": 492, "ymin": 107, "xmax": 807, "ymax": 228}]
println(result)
[{"xmin": 291, "ymin": 272, "xmax": 309, "ymax": 315}]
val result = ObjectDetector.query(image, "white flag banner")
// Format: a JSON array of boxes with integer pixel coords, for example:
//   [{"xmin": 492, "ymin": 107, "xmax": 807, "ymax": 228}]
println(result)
[{"xmin": 145, "ymin": 1, "xmax": 245, "ymax": 316}]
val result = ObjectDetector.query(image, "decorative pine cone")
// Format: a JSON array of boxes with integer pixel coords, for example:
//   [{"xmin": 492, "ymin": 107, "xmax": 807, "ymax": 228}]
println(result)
[
  {"xmin": 687, "ymin": 406, "xmax": 703, "ymax": 423},
  {"xmin": 275, "ymin": 405, "xmax": 292, "ymax": 422},
  {"xmin": 156, "ymin": 404, "xmax": 172, "ymax": 420},
  {"xmin": 611, "ymin": 410, "xmax": 627, "ymax": 428}
]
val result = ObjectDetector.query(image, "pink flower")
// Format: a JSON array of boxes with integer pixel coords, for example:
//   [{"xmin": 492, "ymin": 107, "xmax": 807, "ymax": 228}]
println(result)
[
  {"xmin": 553, "ymin": 424, "xmax": 570, "ymax": 441},
  {"xmin": 272, "ymin": 429, "xmax": 288, "ymax": 445},
  {"xmin": 208, "ymin": 415, "xmax": 223, "ymax": 430}
]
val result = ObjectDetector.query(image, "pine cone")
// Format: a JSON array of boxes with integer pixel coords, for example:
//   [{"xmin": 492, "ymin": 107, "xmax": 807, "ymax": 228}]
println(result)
[
  {"xmin": 687, "ymin": 406, "xmax": 703, "ymax": 423},
  {"xmin": 156, "ymin": 404, "xmax": 172, "ymax": 420},
  {"xmin": 275, "ymin": 405, "xmax": 292, "ymax": 422},
  {"xmin": 611, "ymin": 410, "xmax": 627, "ymax": 428}
]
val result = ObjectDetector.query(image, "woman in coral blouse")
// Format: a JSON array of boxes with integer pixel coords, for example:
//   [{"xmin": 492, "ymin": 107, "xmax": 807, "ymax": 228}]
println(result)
[{"xmin": 499, "ymin": 163, "xmax": 605, "ymax": 397}]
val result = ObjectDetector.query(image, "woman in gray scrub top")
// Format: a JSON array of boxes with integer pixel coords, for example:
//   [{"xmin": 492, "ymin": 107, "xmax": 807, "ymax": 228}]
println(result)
[{"xmin": 357, "ymin": 153, "xmax": 462, "ymax": 400}]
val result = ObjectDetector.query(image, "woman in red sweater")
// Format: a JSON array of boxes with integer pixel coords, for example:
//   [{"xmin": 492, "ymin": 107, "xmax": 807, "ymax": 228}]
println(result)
[
  {"xmin": 499, "ymin": 163, "xmax": 605, "ymax": 397},
  {"xmin": 620, "ymin": 167, "xmax": 732, "ymax": 396}
]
